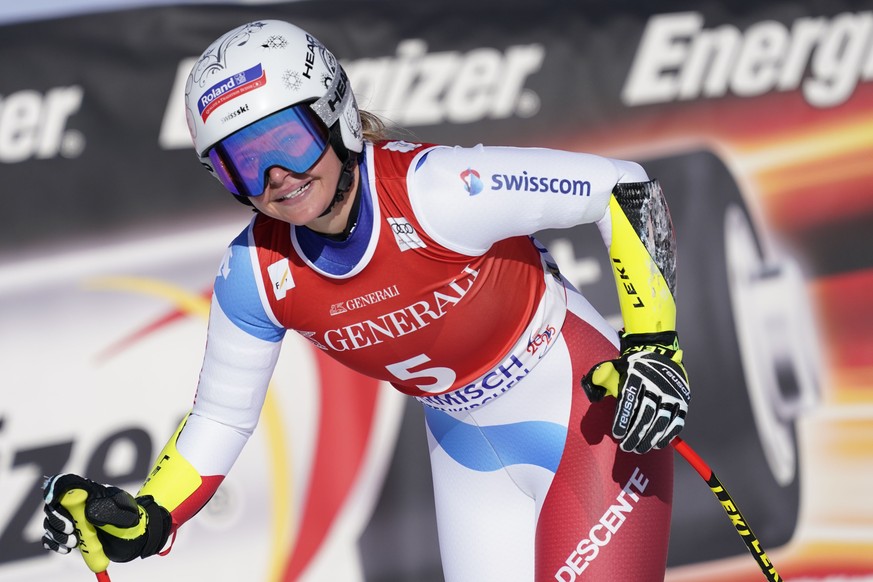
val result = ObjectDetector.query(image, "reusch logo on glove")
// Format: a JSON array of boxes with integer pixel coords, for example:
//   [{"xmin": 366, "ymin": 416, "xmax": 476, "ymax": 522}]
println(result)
[
  {"xmin": 643, "ymin": 358, "xmax": 691, "ymax": 401},
  {"xmin": 618, "ymin": 377, "xmax": 642, "ymax": 431}
]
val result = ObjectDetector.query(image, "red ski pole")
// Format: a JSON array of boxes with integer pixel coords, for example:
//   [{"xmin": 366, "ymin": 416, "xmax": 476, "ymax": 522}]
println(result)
[{"xmin": 671, "ymin": 436, "xmax": 782, "ymax": 581}]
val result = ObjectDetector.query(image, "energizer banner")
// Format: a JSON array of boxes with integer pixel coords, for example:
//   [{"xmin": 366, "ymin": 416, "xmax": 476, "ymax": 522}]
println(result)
[{"xmin": 1, "ymin": 1, "xmax": 872, "ymax": 581}]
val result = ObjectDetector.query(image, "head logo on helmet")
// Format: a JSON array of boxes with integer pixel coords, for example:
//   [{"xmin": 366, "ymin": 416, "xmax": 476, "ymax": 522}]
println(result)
[{"xmin": 184, "ymin": 20, "xmax": 363, "ymax": 196}]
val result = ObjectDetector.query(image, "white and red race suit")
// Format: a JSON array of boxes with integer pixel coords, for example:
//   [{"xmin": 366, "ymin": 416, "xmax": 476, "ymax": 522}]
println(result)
[{"xmin": 142, "ymin": 140, "xmax": 674, "ymax": 581}]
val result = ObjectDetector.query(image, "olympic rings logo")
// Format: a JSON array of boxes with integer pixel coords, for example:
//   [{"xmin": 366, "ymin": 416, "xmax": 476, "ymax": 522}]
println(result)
[{"xmin": 392, "ymin": 222, "xmax": 415, "ymax": 235}]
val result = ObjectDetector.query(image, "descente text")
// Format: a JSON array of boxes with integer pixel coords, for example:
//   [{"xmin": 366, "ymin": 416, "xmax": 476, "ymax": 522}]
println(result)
[{"xmin": 555, "ymin": 467, "xmax": 650, "ymax": 581}]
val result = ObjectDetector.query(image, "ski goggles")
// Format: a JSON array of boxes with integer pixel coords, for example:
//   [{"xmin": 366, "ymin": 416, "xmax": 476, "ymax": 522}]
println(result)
[{"xmin": 207, "ymin": 103, "xmax": 330, "ymax": 197}]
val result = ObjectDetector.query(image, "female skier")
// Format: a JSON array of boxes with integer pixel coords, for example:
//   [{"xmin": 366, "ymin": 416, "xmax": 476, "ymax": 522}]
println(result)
[{"xmin": 43, "ymin": 19, "xmax": 690, "ymax": 581}]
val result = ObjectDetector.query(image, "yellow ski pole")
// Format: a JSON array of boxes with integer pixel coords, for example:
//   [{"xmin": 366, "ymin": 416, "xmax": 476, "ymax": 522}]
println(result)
[{"xmin": 59, "ymin": 488, "xmax": 112, "ymax": 582}]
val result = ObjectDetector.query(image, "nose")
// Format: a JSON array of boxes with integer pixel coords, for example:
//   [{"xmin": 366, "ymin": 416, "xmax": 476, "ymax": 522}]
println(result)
[
  {"xmin": 266, "ymin": 165, "xmax": 293, "ymax": 187},
  {"xmin": 266, "ymin": 165, "xmax": 307, "ymax": 192}
]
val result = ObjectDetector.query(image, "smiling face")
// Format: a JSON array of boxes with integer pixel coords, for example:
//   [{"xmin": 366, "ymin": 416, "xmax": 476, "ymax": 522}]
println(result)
[
  {"xmin": 203, "ymin": 102, "xmax": 359, "ymax": 233},
  {"xmin": 206, "ymin": 102, "xmax": 332, "ymax": 196},
  {"xmin": 248, "ymin": 145, "xmax": 358, "ymax": 233}
]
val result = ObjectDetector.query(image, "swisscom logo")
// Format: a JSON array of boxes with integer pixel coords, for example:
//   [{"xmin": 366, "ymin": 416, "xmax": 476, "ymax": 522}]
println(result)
[
  {"xmin": 460, "ymin": 168, "xmax": 483, "ymax": 195},
  {"xmin": 198, "ymin": 64, "xmax": 267, "ymax": 121},
  {"xmin": 460, "ymin": 167, "xmax": 592, "ymax": 197}
]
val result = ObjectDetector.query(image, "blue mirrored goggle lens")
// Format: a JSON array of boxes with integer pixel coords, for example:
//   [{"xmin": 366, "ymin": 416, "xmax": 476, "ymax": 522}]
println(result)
[{"xmin": 208, "ymin": 105, "xmax": 329, "ymax": 197}]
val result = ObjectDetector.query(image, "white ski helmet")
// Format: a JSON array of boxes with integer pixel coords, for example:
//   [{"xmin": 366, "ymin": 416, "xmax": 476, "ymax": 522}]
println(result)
[{"xmin": 184, "ymin": 20, "xmax": 362, "ymax": 196}]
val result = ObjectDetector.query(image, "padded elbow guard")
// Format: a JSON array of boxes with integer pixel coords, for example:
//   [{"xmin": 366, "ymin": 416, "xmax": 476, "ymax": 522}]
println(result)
[{"xmin": 606, "ymin": 180, "xmax": 678, "ymax": 333}]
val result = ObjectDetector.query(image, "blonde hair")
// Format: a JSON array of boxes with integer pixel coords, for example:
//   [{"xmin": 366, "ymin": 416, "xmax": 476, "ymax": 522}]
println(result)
[{"xmin": 360, "ymin": 110, "xmax": 418, "ymax": 143}]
